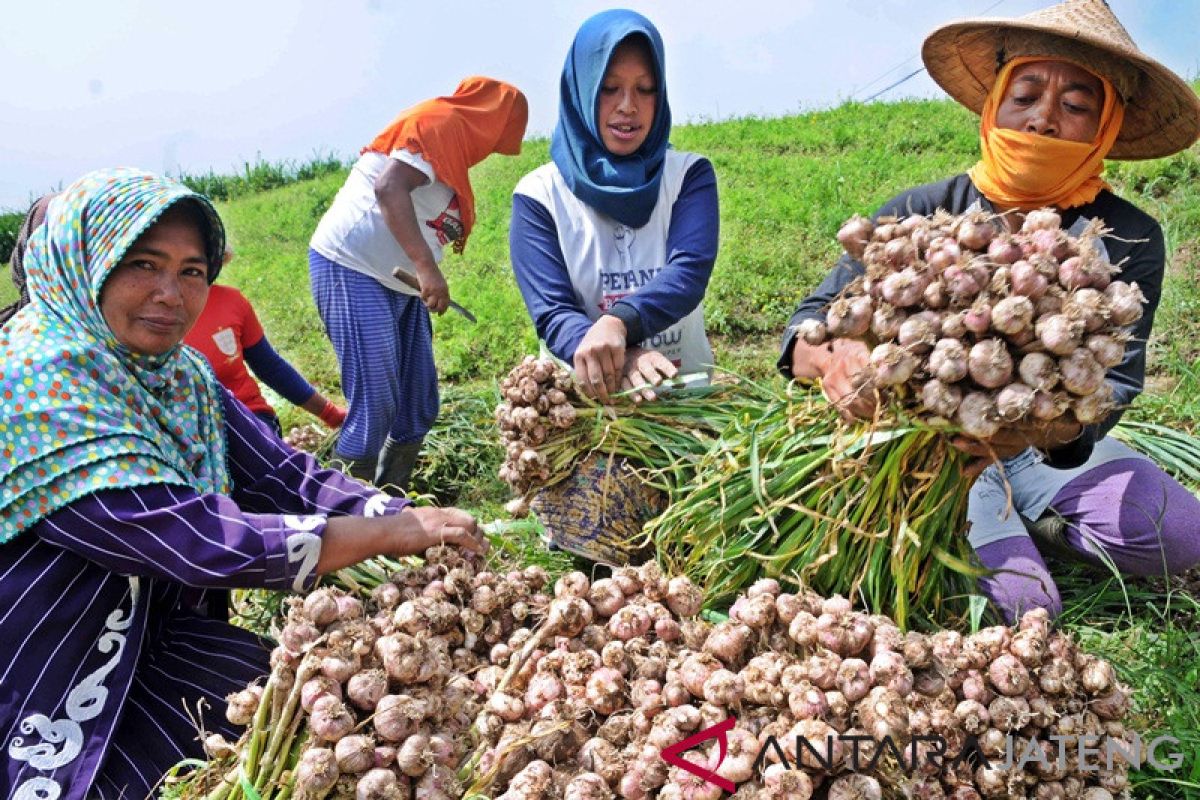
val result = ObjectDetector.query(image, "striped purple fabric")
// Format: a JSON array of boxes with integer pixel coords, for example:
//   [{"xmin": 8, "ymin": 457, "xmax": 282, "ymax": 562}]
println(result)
[
  {"xmin": 308, "ymin": 249, "xmax": 439, "ymax": 458},
  {"xmin": 1, "ymin": 390, "xmax": 405, "ymax": 798}
]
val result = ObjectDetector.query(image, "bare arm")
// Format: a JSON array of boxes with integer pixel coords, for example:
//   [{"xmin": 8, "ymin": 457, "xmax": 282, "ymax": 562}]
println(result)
[
  {"xmin": 375, "ymin": 158, "xmax": 450, "ymax": 314},
  {"xmin": 792, "ymin": 337, "xmax": 876, "ymax": 420},
  {"xmin": 315, "ymin": 506, "xmax": 483, "ymax": 574}
]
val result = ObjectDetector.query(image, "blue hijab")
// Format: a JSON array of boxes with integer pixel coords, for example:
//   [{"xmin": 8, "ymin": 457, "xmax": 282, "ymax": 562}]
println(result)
[{"xmin": 550, "ymin": 9, "xmax": 671, "ymax": 229}]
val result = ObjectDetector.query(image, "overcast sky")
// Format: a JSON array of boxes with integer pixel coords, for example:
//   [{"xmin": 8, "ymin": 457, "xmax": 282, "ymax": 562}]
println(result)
[{"xmin": 1, "ymin": 0, "xmax": 1196, "ymax": 209}]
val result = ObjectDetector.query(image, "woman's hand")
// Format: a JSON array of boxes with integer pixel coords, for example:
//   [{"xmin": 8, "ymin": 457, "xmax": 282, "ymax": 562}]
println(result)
[
  {"xmin": 375, "ymin": 159, "xmax": 447, "ymax": 313},
  {"xmin": 952, "ymin": 418, "xmax": 1084, "ymax": 478},
  {"xmin": 317, "ymin": 505, "xmax": 484, "ymax": 574},
  {"xmin": 574, "ymin": 315, "xmax": 627, "ymax": 402},
  {"xmin": 388, "ymin": 506, "xmax": 485, "ymax": 556},
  {"xmin": 823, "ymin": 339, "xmax": 876, "ymax": 420},
  {"xmin": 794, "ymin": 338, "xmax": 876, "ymax": 421},
  {"xmin": 317, "ymin": 401, "xmax": 348, "ymax": 429},
  {"xmin": 414, "ymin": 261, "xmax": 451, "ymax": 315},
  {"xmin": 301, "ymin": 392, "xmax": 347, "ymax": 428},
  {"xmin": 621, "ymin": 347, "xmax": 677, "ymax": 403}
]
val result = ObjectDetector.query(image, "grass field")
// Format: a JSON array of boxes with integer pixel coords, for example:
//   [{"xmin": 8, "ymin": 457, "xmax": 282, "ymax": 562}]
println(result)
[
  {"xmin": 6, "ymin": 99, "xmax": 1200, "ymax": 409},
  {"xmin": 5, "ymin": 96, "xmax": 1200, "ymax": 796}
]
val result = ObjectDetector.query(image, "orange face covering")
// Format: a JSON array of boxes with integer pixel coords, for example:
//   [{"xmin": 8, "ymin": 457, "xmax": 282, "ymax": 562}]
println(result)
[
  {"xmin": 968, "ymin": 56, "xmax": 1124, "ymax": 211},
  {"xmin": 365, "ymin": 77, "xmax": 529, "ymax": 252}
]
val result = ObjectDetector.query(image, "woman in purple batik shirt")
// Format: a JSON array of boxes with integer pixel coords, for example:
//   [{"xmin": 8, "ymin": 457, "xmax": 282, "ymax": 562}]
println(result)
[{"xmin": 0, "ymin": 168, "xmax": 484, "ymax": 799}]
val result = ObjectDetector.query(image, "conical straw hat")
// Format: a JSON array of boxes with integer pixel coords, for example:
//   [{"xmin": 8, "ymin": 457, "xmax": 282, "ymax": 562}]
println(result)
[{"xmin": 922, "ymin": 0, "xmax": 1200, "ymax": 159}]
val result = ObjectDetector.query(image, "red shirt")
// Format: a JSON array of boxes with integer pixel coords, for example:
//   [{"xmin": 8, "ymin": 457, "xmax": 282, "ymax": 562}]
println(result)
[{"xmin": 185, "ymin": 285, "xmax": 273, "ymax": 414}]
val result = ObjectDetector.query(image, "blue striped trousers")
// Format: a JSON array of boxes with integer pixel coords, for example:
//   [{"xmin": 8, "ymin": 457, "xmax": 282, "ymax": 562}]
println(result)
[{"xmin": 308, "ymin": 250, "xmax": 439, "ymax": 459}]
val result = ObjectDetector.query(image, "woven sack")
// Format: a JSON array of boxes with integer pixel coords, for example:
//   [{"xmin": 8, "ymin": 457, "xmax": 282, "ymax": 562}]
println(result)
[{"xmin": 532, "ymin": 452, "xmax": 665, "ymax": 566}]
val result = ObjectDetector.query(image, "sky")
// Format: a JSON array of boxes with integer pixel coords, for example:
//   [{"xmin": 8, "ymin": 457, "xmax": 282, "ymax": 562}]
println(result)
[{"xmin": 2, "ymin": 0, "xmax": 1197, "ymax": 210}]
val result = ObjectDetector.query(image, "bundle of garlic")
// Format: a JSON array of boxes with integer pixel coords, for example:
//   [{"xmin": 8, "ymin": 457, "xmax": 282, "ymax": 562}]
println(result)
[
  {"xmin": 196, "ymin": 546, "xmax": 553, "ymax": 800},
  {"xmin": 285, "ymin": 423, "xmax": 331, "ymax": 454},
  {"xmin": 798, "ymin": 209, "xmax": 1146, "ymax": 438},
  {"xmin": 470, "ymin": 574, "xmax": 1134, "ymax": 800},
  {"xmin": 464, "ymin": 561, "xmax": 707, "ymax": 799},
  {"xmin": 495, "ymin": 356, "xmax": 760, "ymax": 512},
  {"xmin": 496, "ymin": 356, "xmax": 581, "ymax": 496}
]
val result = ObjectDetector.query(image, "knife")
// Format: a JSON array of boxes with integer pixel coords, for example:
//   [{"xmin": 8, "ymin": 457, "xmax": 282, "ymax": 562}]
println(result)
[{"xmin": 391, "ymin": 267, "xmax": 477, "ymax": 323}]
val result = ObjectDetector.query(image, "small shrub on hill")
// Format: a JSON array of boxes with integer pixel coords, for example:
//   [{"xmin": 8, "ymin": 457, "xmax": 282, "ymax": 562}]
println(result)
[
  {"xmin": 0, "ymin": 210, "xmax": 23, "ymax": 264},
  {"xmin": 177, "ymin": 153, "xmax": 346, "ymax": 202}
]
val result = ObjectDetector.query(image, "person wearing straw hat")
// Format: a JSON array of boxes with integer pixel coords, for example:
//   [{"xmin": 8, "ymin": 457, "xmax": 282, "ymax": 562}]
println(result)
[{"xmin": 780, "ymin": 0, "xmax": 1200, "ymax": 622}]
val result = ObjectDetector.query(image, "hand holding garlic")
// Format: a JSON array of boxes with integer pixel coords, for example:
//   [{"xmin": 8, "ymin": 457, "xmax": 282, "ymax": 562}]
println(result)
[
  {"xmin": 795, "ymin": 337, "xmax": 876, "ymax": 421},
  {"xmin": 952, "ymin": 416, "xmax": 1084, "ymax": 473},
  {"xmin": 621, "ymin": 347, "xmax": 677, "ymax": 403},
  {"xmin": 574, "ymin": 315, "xmax": 628, "ymax": 402},
  {"xmin": 803, "ymin": 209, "xmax": 1141, "ymax": 439},
  {"xmin": 315, "ymin": 506, "xmax": 484, "ymax": 575},
  {"xmin": 388, "ymin": 506, "xmax": 485, "ymax": 557}
]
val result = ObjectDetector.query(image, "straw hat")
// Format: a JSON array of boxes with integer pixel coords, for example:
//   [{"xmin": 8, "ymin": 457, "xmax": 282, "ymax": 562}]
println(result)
[{"xmin": 922, "ymin": 0, "xmax": 1200, "ymax": 160}]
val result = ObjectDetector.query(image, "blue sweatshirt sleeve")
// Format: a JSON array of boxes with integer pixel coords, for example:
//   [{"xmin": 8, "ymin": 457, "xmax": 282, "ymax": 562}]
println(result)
[
  {"xmin": 243, "ymin": 335, "xmax": 317, "ymax": 407},
  {"xmin": 608, "ymin": 158, "xmax": 719, "ymax": 345},
  {"xmin": 510, "ymin": 193, "xmax": 597, "ymax": 362}
]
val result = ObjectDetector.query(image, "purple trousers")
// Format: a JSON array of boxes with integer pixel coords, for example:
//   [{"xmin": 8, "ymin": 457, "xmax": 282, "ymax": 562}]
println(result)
[{"xmin": 974, "ymin": 457, "xmax": 1200, "ymax": 622}]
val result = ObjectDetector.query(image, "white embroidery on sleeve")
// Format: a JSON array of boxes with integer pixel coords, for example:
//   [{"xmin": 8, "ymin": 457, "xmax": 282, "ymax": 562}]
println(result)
[
  {"xmin": 9, "ymin": 578, "xmax": 140, "ymax": 796},
  {"xmin": 284, "ymin": 516, "xmax": 324, "ymax": 592},
  {"xmin": 363, "ymin": 493, "xmax": 390, "ymax": 518}
]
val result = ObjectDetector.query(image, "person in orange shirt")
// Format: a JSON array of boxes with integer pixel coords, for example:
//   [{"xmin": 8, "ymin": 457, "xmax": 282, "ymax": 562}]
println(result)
[
  {"xmin": 308, "ymin": 77, "xmax": 527, "ymax": 492},
  {"xmin": 186, "ymin": 247, "xmax": 346, "ymax": 436}
]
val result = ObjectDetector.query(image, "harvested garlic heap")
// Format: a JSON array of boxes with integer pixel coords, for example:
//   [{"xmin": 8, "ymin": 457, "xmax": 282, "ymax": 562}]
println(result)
[
  {"xmin": 798, "ymin": 209, "xmax": 1146, "ymax": 438},
  {"xmin": 285, "ymin": 424, "xmax": 328, "ymax": 453},
  {"xmin": 477, "ymin": 580, "xmax": 1134, "ymax": 800},
  {"xmin": 208, "ymin": 549, "xmax": 1136, "ymax": 800},
  {"xmin": 495, "ymin": 356, "xmax": 579, "ymax": 495},
  {"xmin": 212, "ymin": 546, "xmax": 548, "ymax": 800}
]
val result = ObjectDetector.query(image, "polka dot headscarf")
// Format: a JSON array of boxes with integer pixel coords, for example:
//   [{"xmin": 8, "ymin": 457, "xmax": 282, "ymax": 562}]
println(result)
[{"xmin": 0, "ymin": 167, "xmax": 230, "ymax": 539}]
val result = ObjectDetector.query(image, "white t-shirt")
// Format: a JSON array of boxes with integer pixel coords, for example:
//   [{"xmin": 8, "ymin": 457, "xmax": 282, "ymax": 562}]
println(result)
[
  {"xmin": 513, "ymin": 150, "xmax": 713, "ymax": 376},
  {"xmin": 310, "ymin": 150, "xmax": 460, "ymax": 294}
]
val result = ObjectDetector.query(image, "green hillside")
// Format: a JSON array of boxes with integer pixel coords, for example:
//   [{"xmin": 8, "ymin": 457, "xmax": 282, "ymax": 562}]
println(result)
[{"xmin": 5, "ymin": 97, "xmax": 1200, "ymax": 428}]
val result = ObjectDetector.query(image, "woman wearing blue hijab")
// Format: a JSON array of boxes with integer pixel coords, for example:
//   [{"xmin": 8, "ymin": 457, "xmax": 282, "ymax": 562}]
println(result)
[{"xmin": 510, "ymin": 9, "xmax": 719, "ymax": 402}]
